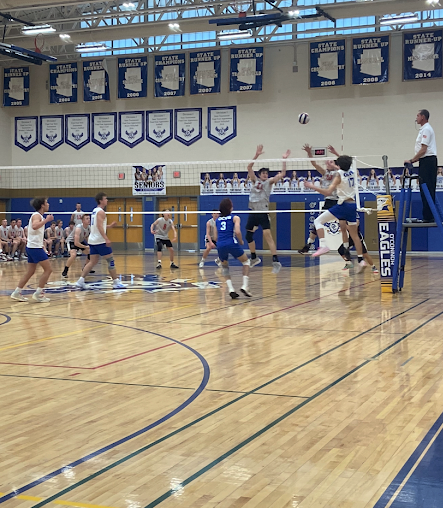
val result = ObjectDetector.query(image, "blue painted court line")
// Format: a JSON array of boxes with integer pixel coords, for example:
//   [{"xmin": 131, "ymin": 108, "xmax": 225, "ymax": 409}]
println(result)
[
  {"xmin": 3, "ymin": 300, "xmax": 428, "ymax": 507},
  {"xmin": 0, "ymin": 313, "xmax": 11, "ymax": 326},
  {"xmin": 0, "ymin": 322, "xmax": 210, "ymax": 505},
  {"xmin": 374, "ymin": 411, "xmax": 443, "ymax": 508}
]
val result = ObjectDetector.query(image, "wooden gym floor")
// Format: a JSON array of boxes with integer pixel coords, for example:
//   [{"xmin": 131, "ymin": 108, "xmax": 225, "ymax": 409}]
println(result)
[{"xmin": 1, "ymin": 252, "xmax": 443, "ymax": 508}]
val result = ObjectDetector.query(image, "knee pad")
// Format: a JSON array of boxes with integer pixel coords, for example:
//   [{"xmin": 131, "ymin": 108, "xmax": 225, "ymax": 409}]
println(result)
[
  {"xmin": 156, "ymin": 239, "xmax": 163, "ymax": 252},
  {"xmin": 222, "ymin": 266, "xmax": 230, "ymax": 276},
  {"xmin": 245, "ymin": 230, "xmax": 254, "ymax": 243},
  {"xmin": 242, "ymin": 259, "xmax": 250, "ymax": 266},
  {"xmin": 313, "ymin": 217, "xmax": 325, "ymax": 231},
  {"xmin": 338, "ymin": 245, "xmax": 346, "ymax": 257},
  {"xmin": 107, "ymin": 256, "xmax": 115, "ymax": 270}
]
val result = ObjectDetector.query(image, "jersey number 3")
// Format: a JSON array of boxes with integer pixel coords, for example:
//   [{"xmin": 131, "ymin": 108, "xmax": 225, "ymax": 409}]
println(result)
[{"xmin": 220, "ymin": 221, "xmax": 226, "ymax": 231}]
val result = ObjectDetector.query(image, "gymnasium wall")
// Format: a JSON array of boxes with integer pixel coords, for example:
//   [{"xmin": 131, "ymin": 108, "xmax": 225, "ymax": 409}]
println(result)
[{"xmin": 1, "ymin": 31, "xmax": 443, "ymax": 170}]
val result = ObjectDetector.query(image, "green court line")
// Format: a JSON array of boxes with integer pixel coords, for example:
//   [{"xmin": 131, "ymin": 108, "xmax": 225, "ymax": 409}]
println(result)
[{"xmin": 26, "ymin": 299, "xmax": 429, "ymax": 508}]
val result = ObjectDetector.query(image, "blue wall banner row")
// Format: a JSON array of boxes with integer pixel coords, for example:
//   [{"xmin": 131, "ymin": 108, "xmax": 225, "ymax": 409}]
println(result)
[
  {"xmin": 3, "ymin": 48, "xmax": 263, "ymax": 106},
  {"xmin": 14, "ymin": 106, "xmax": 237, "ymax": 151}
]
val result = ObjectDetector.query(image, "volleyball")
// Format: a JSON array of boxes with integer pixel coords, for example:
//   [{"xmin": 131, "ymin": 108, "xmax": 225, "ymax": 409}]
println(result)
[{"xmin": 298, "ymin": 112, "xmax": 310, "ymax": 124}]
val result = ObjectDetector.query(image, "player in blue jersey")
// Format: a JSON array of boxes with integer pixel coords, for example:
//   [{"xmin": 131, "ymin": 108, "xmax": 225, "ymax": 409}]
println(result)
[{"xmin": 210, "ymin": 198, "xmax": 252, "ymax": 299}]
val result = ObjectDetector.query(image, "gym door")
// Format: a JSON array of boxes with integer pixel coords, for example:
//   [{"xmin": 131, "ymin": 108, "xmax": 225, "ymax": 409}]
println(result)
[
  {"xmin": 106, "ymin": 198, "xmax": 143, "ymax": 250},
  {"xmin": 157, "ymin": 197, "xmax": 198, "ymax": 252}
]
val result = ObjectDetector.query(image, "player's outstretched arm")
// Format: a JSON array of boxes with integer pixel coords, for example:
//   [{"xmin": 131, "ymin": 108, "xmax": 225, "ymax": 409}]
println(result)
[
  {"xmin": 327, "ymin": 145, "xmax": 340, "ymax": 157},
  {"xmin": 247, "ymin": 145, "xmax": 264, "ymax": 182},
  {"xmin": 303, "ymin": 144, "xmax": 325, "ymax": 175},
  {"xmin": 305, "ymin": 172, "xmax": 341, "ymax": 196},
  {"xmin": 269, "ymin": 149, "xmax": 290, "ymax": 184}
]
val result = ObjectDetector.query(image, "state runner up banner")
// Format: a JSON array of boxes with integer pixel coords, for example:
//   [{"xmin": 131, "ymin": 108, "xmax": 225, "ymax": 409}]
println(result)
[
  {"xmin": 352, "ymin": 36, "xmax": 389, "ymax": 85},
  {"xmin": 133, "ymin": 165, "xmax": 166, "ymax": 195},
  {"xmin": 117, "ymin": 57, "xmax": 147, "ymax": 99},
  {"xmin": 154, "ymin": 54, "xmax": 185, "ymax": 97},
  {"xmin": 49, "ymin": 63, "xmax": 78, "ymax": 104},
  {"xmin": 83, "ymin": 60, "xmax": 110, "ymax": 102},
  {"xmin": 230, "ymin": 47, "xmax": 263, "ymax": 92},
  {"xmin": 310, "ymin": 39, "xmax": 345, "ymax": 88},
  {"xmin": 190, "ymin": 50, "xmax": 221, "ymax": 94},
  {"xmin": 3, "ymin": 67, "xmax": 30, "ymax": 106},
  {"xmin": 403, "ymin": 29, "xmax": 443, "ymax": 81}
]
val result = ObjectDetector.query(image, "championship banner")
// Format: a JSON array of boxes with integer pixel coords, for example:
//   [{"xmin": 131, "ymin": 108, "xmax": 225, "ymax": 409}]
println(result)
[
  {"xmin": 208, "ymin": 106, "xmax": 237, "ymax": 145},
  {"xmin": 15, "ymin": 116, "xmax": 38, "ymax": 152},
  {"xmin": 190, "ymin": 50, "xmax": 221, "ymax": 95},
  {"xmin": 175, "ymin": 108, "xmax": 202, "ymax": 146},
  {"xmin": 230, "ymin": 47, "xmax": 263, "ymax": 92},
  {"xmin": 66, "ymin": 114, "xmax": 90, "ymax": 150},
  {"xmin": 146, "ymin": 109, "xmax": 173, "ymax": 147},
  {"xmin": 49, "ymin": 63, "xmax": 78, "ymax": 104},
  {"xmin": 154, "ymin": 54, "xmax": 185, "ymax": 97},
  {"xmin": 83, "ymin": 60, "xmax": 110, "ymax": 102},
  {"xmin": 403, "ymin": 30, "xmax": 442, "ymax": 81},
  {"xmin": 92, "ymin": 113, "xmax": 117, "ymax": 149},
  {"xmin": 118, "ymin": 57, "xmax": 147, "ymax": 99},
  {"xmin": 118, "ymin": 111, "xmax": 144, "ymax": 148},
  {"xmin": 40, "ymin": 115, "xmax": 64, "ymax": 151},
  {"xmin": 3, "ymin": 67, "xmax": 30, "ymax": 107},
  {"xmin": 133, "ymin": 165, "xmax": 166, "ymax": 195},
  {"xmin": 377, "ymin": 195, "xmax": 396, "ymax": 293},
  {"xmin": 352, "ymin": 36, "xmax": 389, "ymax": 85},
  {"xmin": 310, "ymin": 39, "xmax": 346, "ymax": 88}
]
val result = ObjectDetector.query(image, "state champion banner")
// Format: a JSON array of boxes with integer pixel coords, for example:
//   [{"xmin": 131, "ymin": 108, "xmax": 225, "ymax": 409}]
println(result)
[
  {"xmin": 230, "ymin": 47, "xmax": 263, "ymax": 92},
  {"xmin": 190, "ymin": 50, "xmax": 221, "ymax": 95},
  {"xmin": 3, "ymin": 67, "xmax": 30, "ymax": 107},
  {"xmin": 154, "ymin": 53, "xmax": 185, "ymax": 98},
  {"xmin": 40, "ymin": 115, "xmax": 64, "ymax": 150},
  {"xmin": 310, "ymin": 39, "xmax": 346, "ymax": 88},
  {"xmin": 352, "ymin": 36, "xmax": 389, "ymax": 85},
  {"xmin": 83, "ymin": 60, "xmax": 110, "ymax": 102},
  {"xmin": 15, "ymin": 116, "xmax": 38, "ymax": 152},
  {"xmin": 118, "ymin": 57, "xmax": 147, "ymax": 99},
  {"xmin": 133, "ymin": 165, "xmax": 166, "ymax": 195},
  {"xmin": 403, "ymin": 29, "xmax": 443, "ymax": 81},
  {"xmin": 49, "ymin": 63, "xmax": 78, "ymax": 104},
  {"xmin": 66, "ymin": 114, "xmax": 90, "ymax": 150}
]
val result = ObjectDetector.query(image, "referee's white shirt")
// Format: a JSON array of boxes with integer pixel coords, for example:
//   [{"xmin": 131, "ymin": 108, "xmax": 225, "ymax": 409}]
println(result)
[{"xmin": 415, "ymin": 123, "xmax": 437, "ymax": 157}]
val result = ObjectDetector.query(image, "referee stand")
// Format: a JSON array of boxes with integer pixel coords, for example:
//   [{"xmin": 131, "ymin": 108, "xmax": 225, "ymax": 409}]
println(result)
[{"xmin": 392, "ymin": 167, "xmax": 443, "ymax": 293}]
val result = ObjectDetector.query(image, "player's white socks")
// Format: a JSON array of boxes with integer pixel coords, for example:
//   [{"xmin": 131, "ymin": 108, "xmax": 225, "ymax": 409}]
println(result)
[
  {"xmin": 78, "ymin": 277, "xmax": 85, "ymax": 284},
  {"xmin": 35, "ymin": 287, "xmax": 43, "ymax": 295},
  {"xmin": 307, "ymin": 238, "xmax": 314, "ymax": 244},
  {"xmin": 343, "ymin": 242, "xmax": 349, "ymax": 248},
  {"xmin": 226, "ymin": 279, "xmax": 235, "ymax": 292},
  {"xmin": 243, "ymin": 275, "xmax": 249, "ymax": 288},
  {"xmin": 319, "ymin": 238, "xmax": 327, "ymax": 248}
]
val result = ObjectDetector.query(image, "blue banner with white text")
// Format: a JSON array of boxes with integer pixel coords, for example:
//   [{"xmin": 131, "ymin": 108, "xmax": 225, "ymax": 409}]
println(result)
[
  {"xmin": 118, "ymin": 56, "xmax": 147, "ymax": 99},
  {"xmin": 49, "ymin": 63, "xmax": 78, "ymax": 104},
  {"xmin": 230, "ymin": 47, "xmax": 263, "ymax": 92},
  {"xmin": 3, "ymin": 67, "xmax": 30, "ymax": 107},
  {"xmin": 403, "ymin": 29, "xmax": 442, "ymax": 81},
  {"xmin": 190, "ymin": 50, "xmax": 221, "ymax": 95},
  {"xmin": 154, "ymin": 53, "xmax": 185, "ymax": 98},
  {"xmin": 310, "ymin": 39, "xmax": 345, "ymax": 88},
  {"xmin": 83, "ymin": 60, "xmax": 110, "ymax": 102},
  {"xmin": 352, "ymin": 36, "xmax": 389, "ymax": 85}
]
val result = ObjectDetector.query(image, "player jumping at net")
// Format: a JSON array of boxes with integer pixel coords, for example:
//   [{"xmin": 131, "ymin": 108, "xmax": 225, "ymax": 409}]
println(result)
[
  {"xmin": 213, "ymin": 198, "xmax": 252, "ymax": 299},
  {"xmin": 304, "ymin": 156, "xmax": 367, "ymax": 272},
  {"xmin": 76, "ymin": 192, "xmax": 125, "ymax": 290},
  {"xmin": 246, "ymin": 145, "xmax": 291, "ymax": 274},
  {"xmin": 199, "ymin": 210, "xmax": 221, "ymax": 268},
  {"xmin": 151, "ymin": 210, "xmax": 179, "ymax": 270},
  {"xmin": 338, "ymin": 216, "xmax": 378, "ymax": 273},
  {"xmin": 11, "ymin": 197, "xmax": 53, "ymax": 303}
]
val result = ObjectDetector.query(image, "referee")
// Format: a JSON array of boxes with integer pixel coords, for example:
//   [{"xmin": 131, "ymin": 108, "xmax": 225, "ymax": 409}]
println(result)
[{"xmin": 405, "ymin": 109, "xmax": 438, "ymax": 222}]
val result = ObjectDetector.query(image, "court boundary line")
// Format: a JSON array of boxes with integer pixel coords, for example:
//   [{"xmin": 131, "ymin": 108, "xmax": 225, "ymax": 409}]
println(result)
[{"xmin": 1, "ymin": 299, "xmax": 427, "ymax": 507}]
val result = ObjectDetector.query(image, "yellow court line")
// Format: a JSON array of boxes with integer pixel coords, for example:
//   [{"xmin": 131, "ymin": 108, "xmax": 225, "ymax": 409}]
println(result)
[
  {"xmin": 1, "ymin": 304, "xmax": 194, "ymax": 352},
  {"xmin": 0, "ymin": 492, "xmax": 119, "ymax": 508}
]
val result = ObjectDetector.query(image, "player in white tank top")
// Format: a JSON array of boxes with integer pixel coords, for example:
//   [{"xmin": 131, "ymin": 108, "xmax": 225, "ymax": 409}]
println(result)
[
  {"xmin": 199, "ymin": 211, "xmax": 221, "ymax": 267},
  {"xmin": 76, "ymin": 192, "xmax": 125, "ymax": 290},
  {"xmin": 11, "ymin": 197, "xmax": 54, "ymax": 303},
  {"xmin": 304, "ymin": 156, "xmax": 366, "ymax": 268}
]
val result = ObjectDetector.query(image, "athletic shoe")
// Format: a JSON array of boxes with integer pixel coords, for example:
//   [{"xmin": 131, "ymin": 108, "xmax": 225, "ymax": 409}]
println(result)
[
  {"xmin": 199, "ymin": 260, "xmax": 205, "ymax": 268},
  {"xmin": 311, "ymin": 246, "xmax": 330, "ymax": 257},
  {"xmin": 229, "ymin": 291, "xmax": 239, "ymax": 299},
  {"xmin": 6, "ymin": 256, "xmax": 13, "ymax": 261},
  {"xmin": 215, "ymin": 258, "xmax": 222, "ymax": 267},
  {"xmin": 62, "ymin": 269, "xmax": 68, "ymax": 278},
  {"xmin": 250, "ymin": 257, "xmax": 261, "ymax": 268},
  {"xmin": 170, "ymin": 263, "xmax": 179, "ymax": 269},
  {"xmin": 32, "ymin": 292, "xmax": 50, "ymax": 303},
  {"xmin": 240, "ymin": 287, "xmax": 252, "ymax": 297},
  {"xmin": 13, "ymin": 257, "xmax": 19, "ymax": 261},
  {"xmin": 342, "ymin": 248, "xmax": 352, "ymax": 262},
  {"xmin": 272, "ymin": 261, "xmax": 282, "ymax": 274},
  {"xmin": 371, "ymin": 266, "xmax": 379, "ymax": 274},
  {"xmin": 355, "ymin": 260, "xmax": 368, "ymax": 273},
  {"xmin": 156, "ymin": 262, "xmax": 162, "ymax": 270},
  {"xmin": 342, "ymin": 262, "xmax": 353, "ymax": 271},
  {"xmin": 89, "ymin": 270, "xmax": 95, "ymax": 274},
  {"xmin": 11, "ymin": 290, "xmax": 28, "ymax": 302},
  {"xmin": 76, "ymin": 280, "xmax": 87, "ymax": 290},
  {"xmin": 113, "ymin": 282, "xmax": 126, "ymax": 289},
  {"xmin": 298, "ymin": 244, "xmax": 310, "ymax": 254}
]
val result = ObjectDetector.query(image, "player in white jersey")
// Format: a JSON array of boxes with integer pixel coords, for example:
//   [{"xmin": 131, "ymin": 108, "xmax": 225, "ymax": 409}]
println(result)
[
  {"xmin": 304, "ymin": 156, "xmax": 366, "ymax": 271},
  {"xmin": 55, "ymin": 220, "xmax": 65, "ymax": 256},
  {"xmin": 71, "ymin": 203, "xmax": 85, "ymax": 226},
  {"xmin": 76, "ymin": 192, "xmax": 125, "ymax": 290},
  {"xmin": 151, "ymin": 210, "xmax": 179, "ymax": 269},
  {"xmin": 199, "ymin": 211, "xmax": 221, "ymax": 268},
  {"xmin": 14, "ymin": 219, "xmax": 27, "ymax": 260},
  {"xmin": 7, "ymin": 219, "xmax": 21, "ymax": 260},
  {"xmin": 11, "ymin": 197, "xmax": 54, "ymax": 303},
  {"xmin": 44, "ymin": 221, "xmax": 58, "ymax": 257},
  {"xmin": 246, "ymin": 144, "xmax": 291, "ymax": 274},
  {"xmin": 0, "ymin": 218, "xmax": 10, "ymax": 260},
  {"xmin": 62, "ymin": 215, "xmax": 92, "ymax": 278}
]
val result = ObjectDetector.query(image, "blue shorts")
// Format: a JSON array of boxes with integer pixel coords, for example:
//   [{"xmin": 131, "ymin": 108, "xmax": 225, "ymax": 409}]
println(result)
[
  {"xmin": 89, "ymin": 243, "xmax": 113, "ymax": 256},
  {"xmin": 328, "ymin": 201, "xmax": 357, "ymax": 223},
  {"xmin": 217, "ymin": 243, "xmax": 245, "ymax": 262},
  {"xmin": 26, "ymin": 247, "xmax": 49, "ymax": 264}
]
